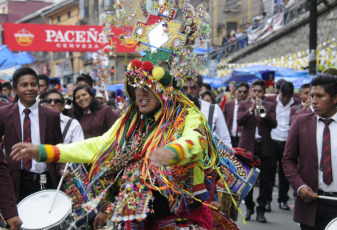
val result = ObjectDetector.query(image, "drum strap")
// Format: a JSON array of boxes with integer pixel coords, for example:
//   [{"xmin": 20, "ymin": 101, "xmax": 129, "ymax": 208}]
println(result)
[
  {"xmin": 208, "ymin": 104, "xmax": 215, "ymax": 131},
  {"xmin": 62, "ymin": 118, "xmax": 73, "ymax": 142}
]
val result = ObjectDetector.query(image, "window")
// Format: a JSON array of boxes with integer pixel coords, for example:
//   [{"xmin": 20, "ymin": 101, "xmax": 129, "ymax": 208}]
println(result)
[
  {"xmin": 67, "ymin": 11, "xmax": 71, "ymax": 18},
  {"xmin": 57, "ymin": 15, "xmax": 61, "ymax": 22}
]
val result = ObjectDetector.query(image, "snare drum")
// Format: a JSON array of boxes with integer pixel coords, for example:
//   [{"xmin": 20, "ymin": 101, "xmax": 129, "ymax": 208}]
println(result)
[
  {"xmin": 326, "ymin": 218, "xmax": 337, "ymax": 230},
  {"xmin": 18, "ymin": 190, "xmax": 75, "ymax": 230}
]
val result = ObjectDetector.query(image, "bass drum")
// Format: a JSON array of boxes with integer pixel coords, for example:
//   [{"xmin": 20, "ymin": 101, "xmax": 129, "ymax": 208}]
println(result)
[
  {"xmin": 326, "ymin": 218, "xmax": 337, "ymax": 230},
  {"xmin": 18, "ymin": 190, "xmax": 75, "ymax": 230}
]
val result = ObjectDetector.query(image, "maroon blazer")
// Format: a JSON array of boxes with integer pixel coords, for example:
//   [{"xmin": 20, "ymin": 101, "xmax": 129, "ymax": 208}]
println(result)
[
  {"xmin": 0, "ymin": 103, "xmax": 63, "ymax": 200},
  {"xmin": 0, "ymin": 148, "xmax": 18, "ymax": 219},
  {"xmin": 79, "ymin": 105, "xmax": 118, "ymax": 139},
  {"xmin": 0, "ymin": 100, "xmax": 9, "ymax": 107},
  {"xmin": 265, "ymin": 92, "xmax": 301, "ymax": 103},
  {"xmin": 223, "ymin": 101, "xmax": 235, "ymax": 135},
  {"xmin": 282, "ymin": 112, "xmax": 319, "ymax": 227},
  {"xmin": 237, "ymin": 99, "xmax": 277, "ymax": 157}
]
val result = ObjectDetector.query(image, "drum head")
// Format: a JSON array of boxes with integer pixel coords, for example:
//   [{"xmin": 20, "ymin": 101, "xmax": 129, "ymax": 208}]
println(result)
[
  {"xmin": 18, "ymin": 190, "xmax": 72, "ymax": 229},
  {"xmin": 326, "ymin": 218, "xmax": 337, "ymax": 230}
]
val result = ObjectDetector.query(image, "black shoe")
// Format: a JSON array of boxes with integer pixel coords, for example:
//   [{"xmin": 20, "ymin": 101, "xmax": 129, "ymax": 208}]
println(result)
[
  {"xmin": 245, "ymin": 208, "xmax": 255, "ymax": 221},
  {"xmin": 279, "ymin": 202, "xmax": 290, "ymax": 210},
  {"xmin": 265, "ymin": 201, "xmax": 271, "ymax": 212},
  {"xmin": 256, "ymin": 207, "xmax": 267, "ymax": 223}
]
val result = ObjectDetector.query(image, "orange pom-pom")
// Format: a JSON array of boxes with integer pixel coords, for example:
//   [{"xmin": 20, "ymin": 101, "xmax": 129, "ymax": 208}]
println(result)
[
  {"xmin": 141, "ymin": 61, "xmax": 154, "ymax": 72},
  {"xmin": 131, "ymin": 60, "xmax": 142, "ymax": 69}
]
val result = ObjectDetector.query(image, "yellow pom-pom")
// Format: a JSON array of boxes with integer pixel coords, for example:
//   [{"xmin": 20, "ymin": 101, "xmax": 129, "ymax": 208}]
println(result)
[
  {"xmin": 127, "ymin": 63, "xmax": 132, "ymax": 71},
  {"xmin": 152, "ymin": 67, "xmax": 165, "ymax": 81}
]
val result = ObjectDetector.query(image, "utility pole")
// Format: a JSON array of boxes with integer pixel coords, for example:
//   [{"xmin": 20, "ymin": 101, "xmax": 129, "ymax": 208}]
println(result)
[
  {"xmin": 309, "ymin": 0, "xmax": 317, "ymax": 75},
  {"xmin": 206, "ymin": 0, "xmax": 213, "ymax": 61}
]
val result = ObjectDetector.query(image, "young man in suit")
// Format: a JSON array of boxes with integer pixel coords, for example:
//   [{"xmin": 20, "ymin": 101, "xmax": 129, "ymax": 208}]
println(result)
[
  {"xmin": 283, "ymin": 74, "xmax": 337, "ymax": 230},
  {"xmin": 0, "ymin": 148, "xmax": 22, "ymax": 230},
  {"xmin": 237, "ymin": 79, "xmax": 277, "ymax": 223},
  {"xmin": 290, "ymin": 84, "xmax": 313, "ymax": 123},
  {"xmin": 0, "ymin": 67, "xmax": 64, "ymax": 202},
  {"xmin": 223, "ymin": 82, "xmax": 249, "ymax": 147},
  {"xmin": 269, "ymin": 81, "xmax": 300, "ymax": 212}
]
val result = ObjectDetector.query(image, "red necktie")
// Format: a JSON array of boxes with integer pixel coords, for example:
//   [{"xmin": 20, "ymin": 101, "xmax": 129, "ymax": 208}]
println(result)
[
  {"xmin": 23, "ymin": 108, "xmax": 32, "ymax": 171},
  {"xmin": 320, "ymin": 118, "xmax": 334, "ymax": 185}
]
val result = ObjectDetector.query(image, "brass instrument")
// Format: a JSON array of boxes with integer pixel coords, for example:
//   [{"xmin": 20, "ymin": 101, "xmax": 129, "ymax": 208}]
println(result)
[{"xmin": 256, "ymin": 97, "xmax": 267, "ymax": 118}]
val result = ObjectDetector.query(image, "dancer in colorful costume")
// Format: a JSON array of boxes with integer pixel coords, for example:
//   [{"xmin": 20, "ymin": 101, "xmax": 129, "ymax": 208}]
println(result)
[{"xmin": 11, "ymin": 59, "xmax": 219, "ymax": 229}]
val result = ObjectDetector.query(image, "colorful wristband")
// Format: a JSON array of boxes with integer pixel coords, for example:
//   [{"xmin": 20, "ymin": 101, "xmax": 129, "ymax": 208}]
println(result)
[{"xmin": 37, "ymin": 145, "xmax": 47, "ymax": 162}]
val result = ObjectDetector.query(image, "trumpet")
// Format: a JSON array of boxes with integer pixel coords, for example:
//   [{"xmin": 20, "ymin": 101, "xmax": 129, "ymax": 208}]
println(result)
[{"xmin": 256, "ymin": 97, "xmax": 267, "ymax": 118}]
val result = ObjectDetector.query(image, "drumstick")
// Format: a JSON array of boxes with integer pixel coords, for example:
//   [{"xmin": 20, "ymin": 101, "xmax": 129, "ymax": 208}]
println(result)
[
  {"xmin": 317, "ymin": 195, "xmax": 337, "ymax": 201},
  {"xmin": 49, "ymin": 162, "xmax": 70, "ymax": 213}
]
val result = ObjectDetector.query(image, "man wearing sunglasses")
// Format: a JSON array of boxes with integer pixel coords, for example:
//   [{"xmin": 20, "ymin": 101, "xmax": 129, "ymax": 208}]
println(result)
[
  {"xmin": 223, "ymin": 82, "xmax": 249, "ymax": 147},
  {"xmin": 43, "ymin": 89, "xmax": 84, "ymax": 145},
  {"xmin": 183, "ymin": 75, "xmax": 232, "ymax": 148}
]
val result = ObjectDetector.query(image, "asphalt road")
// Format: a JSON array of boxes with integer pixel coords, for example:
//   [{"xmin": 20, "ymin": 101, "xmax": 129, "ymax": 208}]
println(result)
[{"xmin": 234, "ymin": 186, "xmax": 300, "ymax": 230}]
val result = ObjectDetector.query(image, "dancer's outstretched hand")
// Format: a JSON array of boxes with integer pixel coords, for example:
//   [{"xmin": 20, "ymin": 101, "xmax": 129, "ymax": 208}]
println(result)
[
  {"xmin": 150, "ymin": 147, "xmax": 176, "ymax": 166},
  {"xmin": 10, "ymin": 142, "xmax": 39, "ymax": 161}
]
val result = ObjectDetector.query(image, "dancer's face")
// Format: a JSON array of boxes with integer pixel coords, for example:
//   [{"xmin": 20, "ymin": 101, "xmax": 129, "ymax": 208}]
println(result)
[{"xmin": 135, "ymin": 87, "xmax": 159, "ymax": 114}]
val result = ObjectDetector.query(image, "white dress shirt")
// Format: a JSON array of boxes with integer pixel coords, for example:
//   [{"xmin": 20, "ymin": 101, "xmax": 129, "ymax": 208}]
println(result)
[
  {"xmin": 316, "ymin": 112, "xmax": 337, "ymax": 192},
  {"xmin": 231, "ymin": 99, "xmax": 240, "ymax": 137},
  {"xmin": 271, "ymin": 95, "xmax": 294, "ymax": 141},
  {"xmin": 60, "ymin": 113, "xmax": 84, "ymax": 144},
  {"xmin": 199, "ymin": 99, "xmax": 232, "ymax": 148},
  {"xmin": 249, "ymin": 99, "xmax": 262, "ymax": 140},
  {"xmin": 18, "ymin": 100, "xmax": 47, "ymax": 173}
]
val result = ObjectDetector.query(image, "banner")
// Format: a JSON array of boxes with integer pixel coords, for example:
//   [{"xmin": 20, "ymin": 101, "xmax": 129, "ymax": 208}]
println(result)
[
  {"xmin": 3, "ymin": 23, "xmax": 137, "ymax": 53},
  {"xmin": 247, "ymin": 12, "xmax": 284, "ymax": 44}
]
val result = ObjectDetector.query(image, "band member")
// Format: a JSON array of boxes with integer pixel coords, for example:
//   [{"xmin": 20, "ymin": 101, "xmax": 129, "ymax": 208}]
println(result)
[
  {"xmin": 223, "ymin": 82, "xmax": 249, "ymax": 147},
  {"xmin": 283, "ymin": 74, "xmax": 337, "ymax": 229},
  {"xmin": 237, "ymin": 79, "xmax": 277, "ymax": 223},
  {"xmin": 290, "ymin": 84, "xmax": 313, "ymax": 123},
  {"xmin": 0, "ymin": 67, "xmax": 64, "ymax": 202},
  {"xmin": 0, "ymin": 148, "xmax": 22, "ymax": 230},
  {"xmin": 269, "ymin": 81, "xmax": 300, "ymax": 212}
]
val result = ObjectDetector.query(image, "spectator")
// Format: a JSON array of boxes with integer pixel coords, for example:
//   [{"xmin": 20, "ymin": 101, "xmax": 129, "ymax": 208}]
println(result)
[
  {"xmin": 42, "ymin": 89, "xmax": 84, "ymax": 144},
  {"xmin": 66, "ymin": 83, "xmax": 75, "ymax": 98},
  {"xmin": 2, "ymin": 82, "xmax": 13, "ymax": 102},
  {"xmin": 37, "ymin": 74, "xmax": 50, "ymax": 101},
  {"xmin": 96, "ymin": 93, "xmax": 106, "ymax": 106},
  {"xmin": 73, "ymin": 85, "xmax": 118, "ymax": 139},
  {"xmin": 76, "ymin": 74, "xmax": 94, "ymax": 90},
  {"xmin": 200, "ymin": 83, "xmax": 212, "ymax": 93},
  {"xmin": 201, "ymin": 90, "xmax": 216, "ymax": 104}
]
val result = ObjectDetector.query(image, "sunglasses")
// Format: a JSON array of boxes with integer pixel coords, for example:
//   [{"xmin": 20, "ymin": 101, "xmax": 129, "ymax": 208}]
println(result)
[
  {"xmin": 44, "ymin": 98, "xmax": 64, "ymax": 105},
  {"xmin": 238, "ymin": 90, "xmax": 248, "ymax": 94},
  {"xmin": 182, "ymin": 85, "xmax": 198, "ymax": 91}
]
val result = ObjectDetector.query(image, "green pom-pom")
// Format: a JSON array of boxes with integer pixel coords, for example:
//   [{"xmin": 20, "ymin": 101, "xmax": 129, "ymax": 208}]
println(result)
[
  {"xmin": 160, "ymin": 71, "xmax": 172, "ymax": 86},
  {"xmin": 152, "ymin": 67, "xmax": 165, "ymax": 81}
]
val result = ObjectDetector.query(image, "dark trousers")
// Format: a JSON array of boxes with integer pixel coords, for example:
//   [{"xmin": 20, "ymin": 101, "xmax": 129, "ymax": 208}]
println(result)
[
  {"xmin": 244, "ymin": 141, "xmax": 273, "ymax": 211},
  {"xmin": 300, "ymin": 199, "xmax": 337, "ymax": 230},
  {"xmin": 19, "ymin": 170, "xmax": 53, "ymax": 202},
  {"xmin": 230, "ymin": 136, "xmax": 240, "ymax": 148},
  {"xmin": 269, "ymin": 140, "xmax": 289, "ymax": 203}
]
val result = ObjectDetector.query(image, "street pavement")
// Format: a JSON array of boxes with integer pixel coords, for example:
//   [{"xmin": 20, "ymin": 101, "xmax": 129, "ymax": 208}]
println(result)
[{"xmin": 234, "ymin": 186, "xmax": 300, "ymax": 230}]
